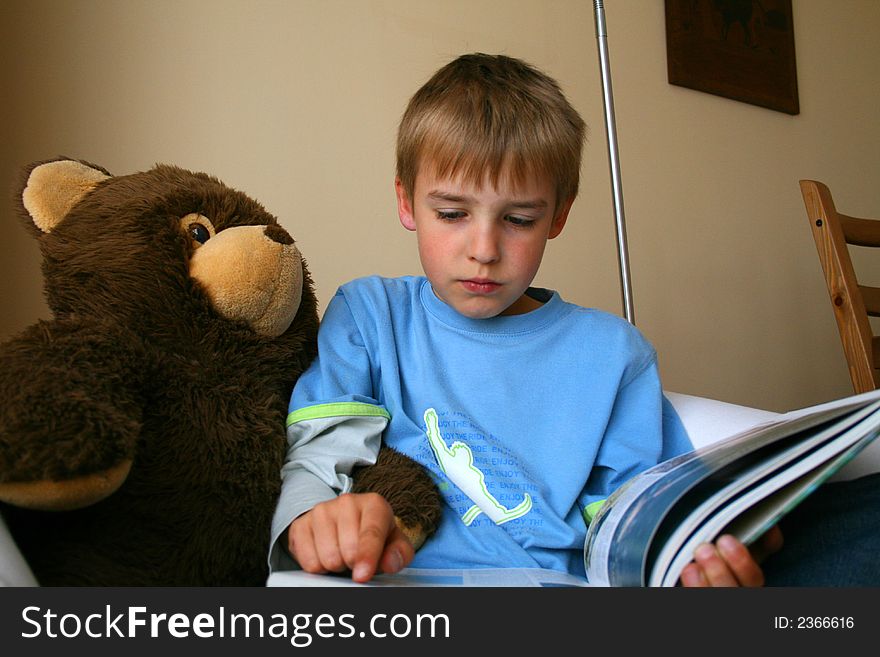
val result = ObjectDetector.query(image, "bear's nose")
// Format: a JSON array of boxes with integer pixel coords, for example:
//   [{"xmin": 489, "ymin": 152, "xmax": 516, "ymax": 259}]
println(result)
[{"xmin": 263, "ymin": 223, "xmax": 294, "ymax": 246}]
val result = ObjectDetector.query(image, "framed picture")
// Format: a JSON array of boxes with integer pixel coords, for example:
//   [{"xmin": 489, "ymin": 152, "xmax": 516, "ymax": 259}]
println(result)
[{"xmin": 665, "ymin": 0, "xmax": 799, "ymax": 115}]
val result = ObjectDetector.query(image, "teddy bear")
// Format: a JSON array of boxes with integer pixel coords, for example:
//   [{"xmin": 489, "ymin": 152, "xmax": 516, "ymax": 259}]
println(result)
[{"xmin": 0, "ymin": 157, "xmax": 440, "ymax": 586}]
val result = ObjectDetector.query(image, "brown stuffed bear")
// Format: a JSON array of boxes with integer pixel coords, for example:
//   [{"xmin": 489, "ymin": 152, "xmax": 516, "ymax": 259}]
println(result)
[{"xmin": 0, "ymin": 158, "xmax": 440, "ymax": 586}]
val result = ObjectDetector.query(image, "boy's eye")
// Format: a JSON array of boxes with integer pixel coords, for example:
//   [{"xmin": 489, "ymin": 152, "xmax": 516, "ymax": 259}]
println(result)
[
  {"xmin": 437, "ymin": 210, "xmax": 465, "ymax": 221},
  {"xmin": 506, "ymin": 215, "xmax": 535, "ymax": 228}
]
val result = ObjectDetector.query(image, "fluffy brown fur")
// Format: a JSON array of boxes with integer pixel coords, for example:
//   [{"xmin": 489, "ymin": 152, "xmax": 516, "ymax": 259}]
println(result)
[
  {"xmin": 352, "ymin": 447, "xmax": 443, "ymax": 549},
  {"xmin": 0, "ymin": 158, "xmax": 440, "ymax": 585}
]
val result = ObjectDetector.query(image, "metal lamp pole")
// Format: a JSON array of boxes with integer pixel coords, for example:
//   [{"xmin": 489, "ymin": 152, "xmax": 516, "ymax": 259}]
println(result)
[{"xmin": 593, "ymin": 0, "xmax": 635, "ymax": 324}]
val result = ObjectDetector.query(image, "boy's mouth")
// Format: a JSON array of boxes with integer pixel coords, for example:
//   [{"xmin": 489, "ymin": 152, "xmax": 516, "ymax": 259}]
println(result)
[{"xmin": 460, "ymin": 278, "xmax": 501, "ymax": 294}]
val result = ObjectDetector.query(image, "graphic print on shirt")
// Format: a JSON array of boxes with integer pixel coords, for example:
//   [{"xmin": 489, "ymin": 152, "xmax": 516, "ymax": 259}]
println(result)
[{"xmin": 423, "ymin": 408, "xmax": 532, "ymax": 526}]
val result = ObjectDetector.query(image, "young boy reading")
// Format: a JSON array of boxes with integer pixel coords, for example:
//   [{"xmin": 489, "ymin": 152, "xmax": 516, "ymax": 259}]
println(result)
[{"xmin": 267, "ymin": 53, "xmax": 782, "ymax": 587}]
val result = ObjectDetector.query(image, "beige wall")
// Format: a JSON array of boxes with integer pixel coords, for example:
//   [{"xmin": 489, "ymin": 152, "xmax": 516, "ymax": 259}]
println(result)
[{"xmin": 1, "ymin": 0, "xmax": 878, "ymax": 412}]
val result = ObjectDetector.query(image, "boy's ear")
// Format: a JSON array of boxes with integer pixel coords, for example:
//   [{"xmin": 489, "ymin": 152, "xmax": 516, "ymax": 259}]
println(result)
[
  {"xmin": 548, "ymin": 197, "xmax": 574, "ymax": 239},
  {"xmin": 395, "ymin": 178, "xmax": 417, "ymax": 231}
]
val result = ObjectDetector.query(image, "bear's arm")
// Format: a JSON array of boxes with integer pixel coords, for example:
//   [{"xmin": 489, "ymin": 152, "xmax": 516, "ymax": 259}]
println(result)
[
  {"xmin": 352, "ymin": 446, "xmax": 442, "ymax": 550},
  {"xmin": 0, "ymin": 318, "xmax": 143, "ymax": 510}
]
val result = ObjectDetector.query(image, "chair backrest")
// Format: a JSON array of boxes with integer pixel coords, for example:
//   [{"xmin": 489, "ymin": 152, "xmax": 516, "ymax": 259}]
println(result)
[{"xmin": 801, "ymin": 179, "xmax": 880, "ymax": 393}]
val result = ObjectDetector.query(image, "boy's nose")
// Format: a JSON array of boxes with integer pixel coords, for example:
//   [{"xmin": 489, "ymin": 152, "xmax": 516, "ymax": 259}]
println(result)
[{"xmin": 467, "ymin": 225, "xmax": 500, "ymax": 264}]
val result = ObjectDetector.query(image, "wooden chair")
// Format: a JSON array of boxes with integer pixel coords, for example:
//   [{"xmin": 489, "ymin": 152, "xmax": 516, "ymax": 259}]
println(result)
[{"xmin": 801, "ymin": 180, "xmax": 880, "ymax": 393}]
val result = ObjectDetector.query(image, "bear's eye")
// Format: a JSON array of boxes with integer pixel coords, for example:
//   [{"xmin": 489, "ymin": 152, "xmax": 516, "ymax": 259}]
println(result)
[
  {"xmin": 179, "ymin": 213, "xmax": 216, "ymax": 249},
  {"xmin": 189, "ymin": 223, "xmax": 211, "ymax": 244}
]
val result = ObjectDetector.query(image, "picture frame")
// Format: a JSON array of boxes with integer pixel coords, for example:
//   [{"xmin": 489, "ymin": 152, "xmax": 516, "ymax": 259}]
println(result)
[{"xmin": 664, "ymin": 0, "xmax": 799, "ymax": 115}]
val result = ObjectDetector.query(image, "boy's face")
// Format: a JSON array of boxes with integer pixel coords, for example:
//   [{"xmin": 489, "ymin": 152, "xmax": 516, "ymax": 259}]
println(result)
[{"xmin": 396, "ymin": 166, "xmax": 572, "ymax": 319}]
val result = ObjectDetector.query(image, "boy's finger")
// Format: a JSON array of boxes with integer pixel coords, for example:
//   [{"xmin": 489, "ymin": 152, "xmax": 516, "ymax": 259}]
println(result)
[
  {"xmin": 351, "ymin": 524, "xmax": 390, "ymax": 582},
  {"xmin": 679, "ymin": 562, "xmax": 709, "ymax": 587},
  {"xmin": 749, "ymin": 525, "xmax": 784, "ymax": 564},
  {"xmin": 351, "ymin": 496, "xmax": 396, "ymax": 582},
  {"xmin": 288, "ymin": 518, "xmax": 325, "ymax": 574},
  {"xmin": 717, "ymin": 535, "xmax": 764, "ymax": 587},
  {"xmin": 692, "ymin": 543, "xmax": 739, "ymax": 587},
  {"xmin": 378, "ymin": 526, "xmax": 415, "ymax": 575},
  {"xmin": 309, "ymin": 502, "xmax": 347, "ymax": 572},
  {"xmin": 335, "ymin": 496, "xmax": 365, "ymax": 569}
]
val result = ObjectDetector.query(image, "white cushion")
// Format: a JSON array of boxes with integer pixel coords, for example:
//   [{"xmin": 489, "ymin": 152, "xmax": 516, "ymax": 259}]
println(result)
[
  {"xmin": 666, "ymin": 391, "xmax": 880, "ymax": 482},
  {"xmin": 666, "ymin": 391, "xmax": 780, "ymax": 449},
  {"xmin": 0, "ymin": 512, "xmax": 37, "ymax": 586}
]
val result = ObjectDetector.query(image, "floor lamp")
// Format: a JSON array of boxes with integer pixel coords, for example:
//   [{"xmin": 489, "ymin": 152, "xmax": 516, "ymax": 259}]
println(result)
[{"xmin": 593, "ymin": 0, "xmax": 635, "ymax": 325}]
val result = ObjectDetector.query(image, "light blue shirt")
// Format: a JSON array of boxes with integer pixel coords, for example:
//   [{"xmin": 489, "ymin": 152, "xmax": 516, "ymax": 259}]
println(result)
[{"xmin": 270, "ymin": 276, "xmax": 691, "ymax": 577}]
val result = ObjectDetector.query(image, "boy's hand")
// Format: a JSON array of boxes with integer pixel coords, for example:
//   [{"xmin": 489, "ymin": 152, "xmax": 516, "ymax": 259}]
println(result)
[
  {"xmin": 286, "ymin": 492, "xmax": 415, "ymax": 583},
  {"xmin": 679, "ymin": 525, "xmax": 784, "ymax": 587}
]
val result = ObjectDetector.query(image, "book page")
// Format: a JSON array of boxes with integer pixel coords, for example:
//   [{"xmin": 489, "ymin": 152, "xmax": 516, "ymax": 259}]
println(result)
[
  {"xmin": 654, "ymin": 417, "xmax": 880, "ymax": 587},
  {"xmin": 267, "ymin": 567, "xmax": 590, "ymax": 588}
]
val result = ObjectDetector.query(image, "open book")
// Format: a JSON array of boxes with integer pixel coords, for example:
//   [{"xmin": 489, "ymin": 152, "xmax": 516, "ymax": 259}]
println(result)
[
  {"xmin": 585, "ymin": 388, "xmax": 880, "ymax": 586},
  {"xmin": 267, "ymin": 390, "xmax": 880, "ymax": 588},
  {"xmin": 268, "ymin": 567, "xmax": 589, "ymax": 587}
]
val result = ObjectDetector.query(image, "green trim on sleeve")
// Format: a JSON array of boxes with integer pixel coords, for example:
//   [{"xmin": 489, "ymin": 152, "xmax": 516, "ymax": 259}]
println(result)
[
  {"xmin": 286, "ymin": 402, "xmax": 391, "ymax": 427},
  {"xmin": 583, "ymin": 499, "xmax": 606, "ymax": 524}
]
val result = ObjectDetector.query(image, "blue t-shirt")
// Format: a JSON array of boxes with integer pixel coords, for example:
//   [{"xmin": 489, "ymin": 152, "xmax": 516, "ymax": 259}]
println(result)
[{"xmin": 270, "ymin": 276, "xmax": 692, "ymax": 577}]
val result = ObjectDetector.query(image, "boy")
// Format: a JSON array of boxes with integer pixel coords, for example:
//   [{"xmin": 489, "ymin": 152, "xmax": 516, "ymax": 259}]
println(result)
[{"xmin": 268, "ymin": 53, "xmax": 778, "ymax": 586}]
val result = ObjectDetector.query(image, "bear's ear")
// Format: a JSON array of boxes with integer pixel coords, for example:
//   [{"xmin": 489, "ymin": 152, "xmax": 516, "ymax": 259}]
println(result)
[{"xmin": 21, "ymin": 158, "xmax": 111, "ymax": 233}]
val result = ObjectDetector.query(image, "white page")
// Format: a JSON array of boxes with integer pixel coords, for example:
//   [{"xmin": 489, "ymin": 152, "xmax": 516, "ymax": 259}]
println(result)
[{"xmin": 267, "ymin": 567, "xmax": 590, "ymax": 588}]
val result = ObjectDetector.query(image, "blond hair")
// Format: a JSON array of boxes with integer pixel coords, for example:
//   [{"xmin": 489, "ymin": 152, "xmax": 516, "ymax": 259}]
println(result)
[{"xmin": 396, "ymin": 53, "xmax": 586, "ymax": 207}]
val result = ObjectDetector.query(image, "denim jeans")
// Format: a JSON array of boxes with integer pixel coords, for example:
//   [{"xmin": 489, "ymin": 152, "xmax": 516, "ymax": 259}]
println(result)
[{"xmin": 762, "ymin": 473, "xmax": 880, "ymax": 586}]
